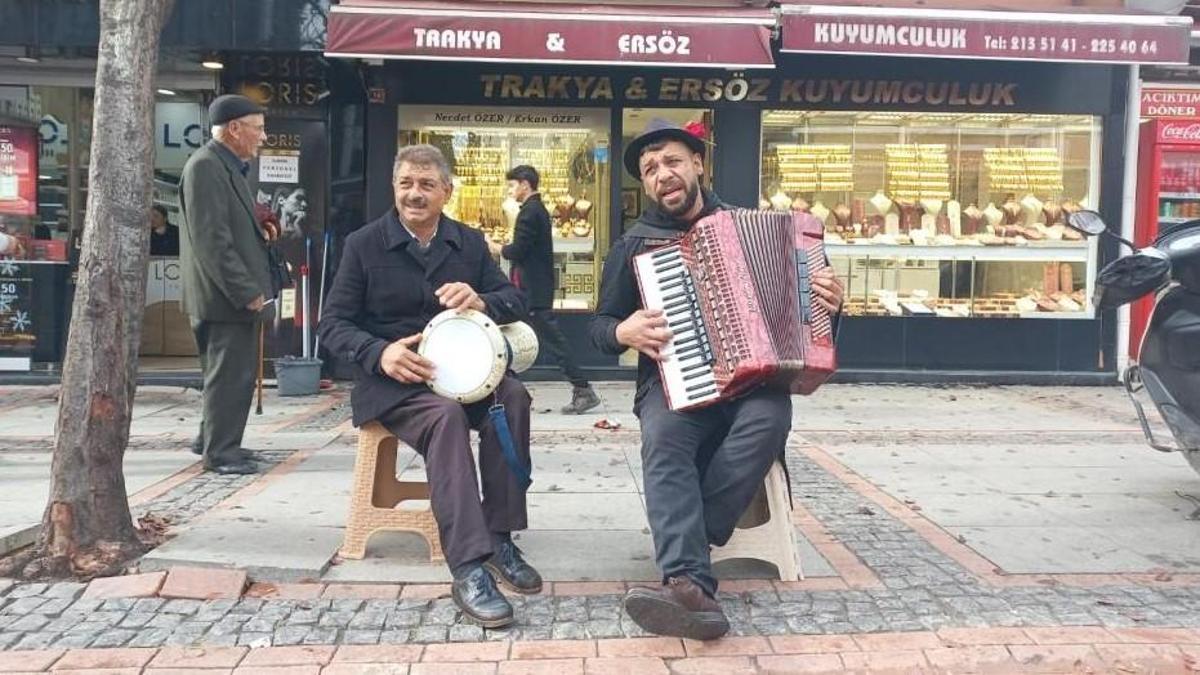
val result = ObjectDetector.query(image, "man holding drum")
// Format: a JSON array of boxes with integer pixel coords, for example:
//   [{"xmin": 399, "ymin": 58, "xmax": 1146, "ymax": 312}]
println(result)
[{"xmin": 318, "ymin": 145, "xmax": 541, "ymax": 629}]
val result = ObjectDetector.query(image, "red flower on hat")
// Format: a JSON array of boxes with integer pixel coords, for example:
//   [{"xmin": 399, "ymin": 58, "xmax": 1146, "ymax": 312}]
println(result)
[{"xmin": 683, "ymin": 120, "xmax": 708, "ymax": 141}]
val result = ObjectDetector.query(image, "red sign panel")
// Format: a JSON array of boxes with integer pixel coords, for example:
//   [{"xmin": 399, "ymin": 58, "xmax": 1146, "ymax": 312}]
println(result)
[
  {"xmin": 1156, "ymin": 120, "xmax": 1200, "ymax": 145},
  {"xmin": 781, "ymin": 10, "xmax": 1191, "ymax": 65},
  {"xmin": 1142, "ymin": 87, "xmax": 1200, "ymax": 119},
  {"xmin": 0, "ymin": 125, "xmax": 37, "ymax": 217},
  {"xmin": 327, "ymin": 6, "xmax": 775, "ymax": 68}
]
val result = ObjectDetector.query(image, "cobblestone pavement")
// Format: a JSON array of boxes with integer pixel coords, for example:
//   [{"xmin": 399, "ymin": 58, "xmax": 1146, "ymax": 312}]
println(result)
[
  {"xmin": 133, "ymin": 449, "xmax": 294, "ymax": 525},
  {"xmin": 1, "ymin": 441, "xmax": 1198, "ymax": 654},
  {"xmin": 3, "ymin": 382, "xmax": 1200, "ymax": 674}
]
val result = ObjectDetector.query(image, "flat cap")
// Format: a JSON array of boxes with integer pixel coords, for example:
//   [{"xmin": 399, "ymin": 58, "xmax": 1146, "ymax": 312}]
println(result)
[{"xmin": 208, "ymin": 94, "xmax": 265, "ymax": 126}]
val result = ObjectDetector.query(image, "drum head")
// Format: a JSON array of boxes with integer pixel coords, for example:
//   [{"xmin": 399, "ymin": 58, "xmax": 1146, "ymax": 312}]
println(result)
[{"xmin": 419, "ymin": 309, "xmax": 507, "ymax": 403}]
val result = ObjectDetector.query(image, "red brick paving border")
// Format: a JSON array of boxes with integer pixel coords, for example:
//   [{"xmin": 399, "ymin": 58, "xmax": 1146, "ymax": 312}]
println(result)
[
  {"xmin": 158, "ymin": 566, "xmax": 247, "ymax": 600},
  {"xmin": 4, "ymin": 628, "xmax": 1199, "ymax": 673},
  {"xmin": 81, "ymin": 572, "xmax": 166, "ymax": 600}
]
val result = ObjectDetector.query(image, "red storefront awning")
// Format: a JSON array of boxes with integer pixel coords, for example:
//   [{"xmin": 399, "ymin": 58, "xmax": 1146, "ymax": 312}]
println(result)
[
  {"xmin": 780, "ymin": 4, "xmax": 1193, "ymax": 65},
  {"xmin": 326, "ymin": 0, "xmax": 776, "ymax": 68}
]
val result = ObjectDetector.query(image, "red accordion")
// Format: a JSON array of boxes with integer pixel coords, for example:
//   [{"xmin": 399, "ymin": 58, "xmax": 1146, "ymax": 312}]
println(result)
[{"xmin": 633, "ymin": 209, "xmax": 836, "ymax": 411}]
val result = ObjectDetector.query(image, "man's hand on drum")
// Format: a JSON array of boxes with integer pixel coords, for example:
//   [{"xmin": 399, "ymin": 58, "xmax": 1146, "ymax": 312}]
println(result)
[
  {"xmin": 812, "ymin": 267, "xmax": 845, "ymax": 314},
  {"xmin": 380, "ymin": 334, "xmax": 435, "ymax": 384},
  {"xmin": 616, "ymin": 309, "xmax": 673, "ymax": 361},
  {"xmin": 435, "ymin": 282, "xmax": 485, "ymax": 312}
]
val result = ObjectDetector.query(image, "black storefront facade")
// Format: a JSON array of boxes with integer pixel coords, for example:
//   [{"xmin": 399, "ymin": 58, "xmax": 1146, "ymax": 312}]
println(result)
[
  {"xmin": 0, "ymin": 1, "xmax": 367, "ymax": 379},
  {"xmin": 352, "ymin": 52, "xmax": 1134, "ymax": 382}
]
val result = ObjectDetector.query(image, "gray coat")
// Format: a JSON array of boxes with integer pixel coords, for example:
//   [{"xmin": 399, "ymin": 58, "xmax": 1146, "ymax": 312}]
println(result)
[{"xmin": 178, "ymin": 140, "xmax": 271, "ymax": 322}]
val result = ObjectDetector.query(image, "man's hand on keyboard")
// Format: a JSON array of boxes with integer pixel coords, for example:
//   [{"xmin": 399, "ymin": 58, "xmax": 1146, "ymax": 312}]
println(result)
[
  {"xmin": 812, "ymin": 267, "xmax": 844, "ymax": 314},
  {"xmin": 616, "ymin": 309, "xmax": 673, "ymax": 361}
]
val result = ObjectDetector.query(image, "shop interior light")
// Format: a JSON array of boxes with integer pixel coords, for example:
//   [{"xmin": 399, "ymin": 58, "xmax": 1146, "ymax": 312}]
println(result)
[
  {"xmin": 201, "ymin": 54, "xmax": 224, "ymax": 70},
  {"xmin": 157, "ymin": 88, "xmax": 177, "ymax": 96},
  {"xmin": 16, "ymin": 48, "xmax": 40, "ymax": 64}
]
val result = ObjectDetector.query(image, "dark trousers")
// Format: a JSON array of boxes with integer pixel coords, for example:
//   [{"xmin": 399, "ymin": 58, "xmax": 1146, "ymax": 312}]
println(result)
[
  {"xmin": 191, "ymin": 319, "xmax": 258, "ymax": 466},
  {"xmin": 379, "ymin": 375, "xmax": 532, "ymax": 570},
  {"xmin": 528, "ymin": 308, "xmax": 588, "ymax": 389},
  {"xmin": 635, "ymin": 380, "xmax": 792, "ymax": 596}
]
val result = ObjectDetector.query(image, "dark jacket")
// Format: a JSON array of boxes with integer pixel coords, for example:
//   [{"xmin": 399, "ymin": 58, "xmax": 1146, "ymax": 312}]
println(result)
[
  {"xmin": 501, "ymin": 193, "xmax": 555, "ymax": 310},
  {"xmin": 590, "ymin": 189, "xmax": 840, "ymax": 404},
  {"xmin": 590, "ymin": 189, "xmax": 728, "ymax": 402},
  {"xmin": 178, "ymin": 140, "xmax": 272, "ymax": 322},
  {"xmin": 318, "ymin": 209, "xmax": 527, "ymax": 426},
  {"xmin": 150, "ymin": 225, "xmax": 180, "ymax": 256}
]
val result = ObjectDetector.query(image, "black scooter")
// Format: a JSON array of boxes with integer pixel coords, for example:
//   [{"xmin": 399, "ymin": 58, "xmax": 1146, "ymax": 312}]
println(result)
[{"xmin": 1066, "ymin": 211, "xmax": 1200, "ymax": 476}]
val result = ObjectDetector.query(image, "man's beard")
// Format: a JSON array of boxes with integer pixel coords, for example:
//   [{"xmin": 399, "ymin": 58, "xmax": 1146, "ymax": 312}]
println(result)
[{"xmin": 657, "ymin": 180, "xmax": 700, "ymax": 219}]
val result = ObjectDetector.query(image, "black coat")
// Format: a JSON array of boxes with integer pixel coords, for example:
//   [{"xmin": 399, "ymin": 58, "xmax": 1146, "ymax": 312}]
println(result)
[
  {"xmin": 501, "ymin": 193, "xmax": 555, "ymax": 310},
  {"xmin": 318, "ymin": 209, "xmax": 527, "ymax": 426}
]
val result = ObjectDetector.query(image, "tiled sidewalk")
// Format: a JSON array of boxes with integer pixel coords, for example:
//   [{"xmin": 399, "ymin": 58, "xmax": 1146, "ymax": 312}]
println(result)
[{"xmin": 0, "ymin": 628, "xmax": 1197, "ymax": 674}]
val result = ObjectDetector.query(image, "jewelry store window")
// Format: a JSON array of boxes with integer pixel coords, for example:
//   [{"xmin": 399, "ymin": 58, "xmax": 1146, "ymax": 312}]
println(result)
[
  {"xmin": 760, "ymin": 111, "xmax": 1101, "ymax": 319},
  {"xmin": 398, "ymin": 105, "xmax": 611, "ymax": 311}
]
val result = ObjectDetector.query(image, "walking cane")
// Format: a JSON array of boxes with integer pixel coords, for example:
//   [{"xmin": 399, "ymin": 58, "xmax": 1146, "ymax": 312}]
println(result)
[{"xmin": 255, "ymin": 320, "xmax": 265, "ymax": 415}]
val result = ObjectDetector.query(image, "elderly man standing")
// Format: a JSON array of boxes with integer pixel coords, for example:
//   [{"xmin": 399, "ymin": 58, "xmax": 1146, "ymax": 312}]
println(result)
[
  {"xmin": 179, "ymin": 95, "xmax": 272, "ymax": 475},
  {"xmin": 318, "ymin": 144, "xmax": 541, "ymax": 628}
]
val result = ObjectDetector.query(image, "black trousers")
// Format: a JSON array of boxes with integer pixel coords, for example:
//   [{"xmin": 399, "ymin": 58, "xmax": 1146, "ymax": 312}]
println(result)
[
  {"xmin": 528, "ymin": 308, "xmax": 588, "ymax": 389},
  {"xmin": 379, "ymin": 375, "xmax": 532, "ymax": 570},
  {"xmin": 191, "ymin": 319, "xmax": 259, "ymax": 466},
  {"xmin": 635, "ymin": 380, "xmax": 792, "ymax": 596}
]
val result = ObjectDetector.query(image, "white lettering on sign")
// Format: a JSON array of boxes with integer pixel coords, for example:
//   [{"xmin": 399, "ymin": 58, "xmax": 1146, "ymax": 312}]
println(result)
[
  {"xmin": 1142, "ymin": 89, "xmax": 1200, "ymax": 118},
  {"xmin": 259, "ymin": 153, "xmax": 299, "ymax": 184},
  {"xmin": 813, "ymin": 22, "xmax": 967, "ymax": 50},
  {"xmin": 618, "ymin": 30, "xmax": 692, "ymax": 56},
  {"xmin": 1161, "ymin": 123, "xmax": 1200, "ymax": 141},
  {"xmin": 414, "ymin": 28, "xmax": 501, "ymax": 51}
]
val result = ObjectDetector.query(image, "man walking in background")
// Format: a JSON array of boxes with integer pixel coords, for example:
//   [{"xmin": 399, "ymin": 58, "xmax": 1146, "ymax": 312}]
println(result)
[
  {"xmin": 489, "ymin": 165, "xmax": 600, "ymax": 415},
  {"xmin": 179, "ymin": 94, "xmax": 273, "ymax": 475}
]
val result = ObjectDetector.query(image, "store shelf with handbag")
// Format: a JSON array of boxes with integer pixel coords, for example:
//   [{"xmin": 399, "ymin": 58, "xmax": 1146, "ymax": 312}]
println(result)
[{"xmin": 760, "ymin": 110, "xmax": 1100, "ymax": 321}]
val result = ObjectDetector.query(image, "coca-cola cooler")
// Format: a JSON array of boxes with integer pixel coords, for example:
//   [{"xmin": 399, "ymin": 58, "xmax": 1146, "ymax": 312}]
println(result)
[{"xmin": 1131, "ymin": 118, "xmax": 1200, "ymax": 358}]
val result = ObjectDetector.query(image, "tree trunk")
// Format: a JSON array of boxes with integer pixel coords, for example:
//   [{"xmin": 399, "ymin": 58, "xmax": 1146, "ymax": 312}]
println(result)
[{"xmin": 34, "ymin": 0, "xmax": 175, "ymax": 577}]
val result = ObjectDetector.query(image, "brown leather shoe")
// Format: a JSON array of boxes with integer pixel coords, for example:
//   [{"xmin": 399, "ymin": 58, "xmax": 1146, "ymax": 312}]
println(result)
[{"xmin": 623, "ymin": 576, "xmax": 729, "ymax": 640}]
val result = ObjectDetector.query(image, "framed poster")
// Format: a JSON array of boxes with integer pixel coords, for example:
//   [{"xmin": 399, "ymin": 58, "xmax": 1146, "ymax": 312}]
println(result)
[{"xmin": 0, "ymin": 125, "xmax": 37, "ymax": 216}]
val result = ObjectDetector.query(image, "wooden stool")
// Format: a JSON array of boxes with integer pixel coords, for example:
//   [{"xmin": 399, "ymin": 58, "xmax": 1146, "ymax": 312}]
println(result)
[
  {"xmin": 710, "ymin": 460, "xmax": 803, "ymax": 581},
  {"xmin": 340, "ymin": 421, "xmax": 444, "ymax": 562}
]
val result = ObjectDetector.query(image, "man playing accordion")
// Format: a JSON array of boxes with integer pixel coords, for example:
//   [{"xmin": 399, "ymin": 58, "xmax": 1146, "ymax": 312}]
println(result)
[{"xmin": 590, "ymin": 120, "xmax": 845, "ymax": 640}]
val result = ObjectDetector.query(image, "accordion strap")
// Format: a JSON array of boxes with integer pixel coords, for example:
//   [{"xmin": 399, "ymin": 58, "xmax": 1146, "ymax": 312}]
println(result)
[{"xmin": 625, "ymin": 223, "xmax": 685, "ymax": 241}]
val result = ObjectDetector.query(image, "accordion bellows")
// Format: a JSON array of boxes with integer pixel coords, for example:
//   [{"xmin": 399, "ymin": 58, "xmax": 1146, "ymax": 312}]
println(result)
[{"xmin": 633, "ymin": 209, "xmax": 837, "ymax": 412}]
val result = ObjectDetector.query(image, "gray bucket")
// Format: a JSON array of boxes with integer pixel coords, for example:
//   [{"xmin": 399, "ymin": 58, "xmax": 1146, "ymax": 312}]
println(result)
[{"xmin": 276, "ymin": 356, "xmax": 322, "ymax": 396}]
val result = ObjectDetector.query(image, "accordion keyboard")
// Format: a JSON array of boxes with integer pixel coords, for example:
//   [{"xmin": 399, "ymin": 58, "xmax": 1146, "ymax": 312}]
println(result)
[{"xmin": 633, "ymin": 244, "xmax": 721, "ymax": 409}]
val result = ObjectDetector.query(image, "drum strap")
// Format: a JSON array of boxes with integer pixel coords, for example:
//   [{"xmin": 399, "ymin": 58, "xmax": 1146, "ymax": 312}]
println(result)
[{"xmin": 488, "ymin": 403, "xmax": 532, "ymax": 489}]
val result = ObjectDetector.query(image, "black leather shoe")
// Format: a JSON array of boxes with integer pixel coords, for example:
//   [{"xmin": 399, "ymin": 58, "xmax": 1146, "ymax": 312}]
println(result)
[
  {"xmin": 203, "ymin": 459, "xmax": 259, "ymax": 475},
  {"xmin": 483, "ymin": 540, "xmax": 543, "ymax": 594},
  {"xmin": 452, "ymin": 565, "xmax": 514, "ymax": 628},
  {"xmin": 190, "ymin": 435, "xmax": 203, "ymax": 455}
]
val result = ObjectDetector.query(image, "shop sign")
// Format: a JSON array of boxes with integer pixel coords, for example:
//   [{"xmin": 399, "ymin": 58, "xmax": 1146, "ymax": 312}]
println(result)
[
  {"xmin": 155, "ymin": 102, "xmax": 206, "ymax": 172},
  {"xmin": 403, "ymin": 105, "xmax": 610, "ymax": 131},
  {"xmin": 781, "ymin": 11, "xmax": 1191, "ymax": 65},
  {"xmin": 0, "ymin": 260, "xmax": 35, "ymax": 371},
  {"xmin": 1157, "ymin": 120, "xmax": 1200, "ymax": 144},
  {"xmin": 479, "ymin": 74, "xmax": 1020, "ymax": 108},
  {"xmin": 1141, "ymin": 87, "xmax": 1200, "ymax": 119},
  {"xmin": 327, "ymin": 9, "xmax": 774, "ymax": 68},
  {"xmin": 38, "ymin": 114, "xmax": 69, "ymax": 172},
  {"xmin": 0, "ymin": 126, "xmax": 38, "ymax": 217},
  {"xmin": 232, "ymin": 54, "xmax": 327, "ymax": 107}
]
